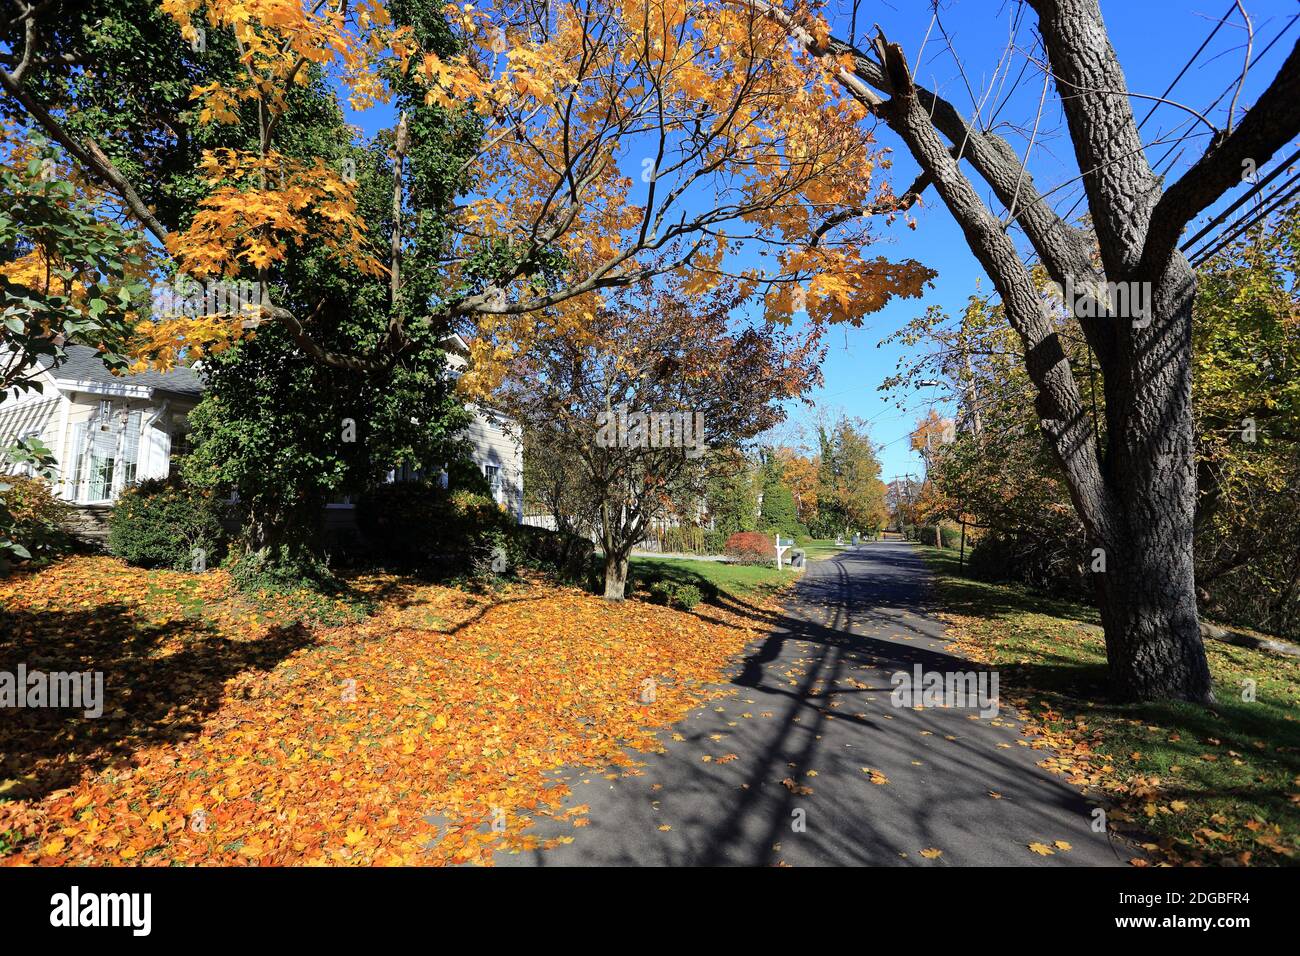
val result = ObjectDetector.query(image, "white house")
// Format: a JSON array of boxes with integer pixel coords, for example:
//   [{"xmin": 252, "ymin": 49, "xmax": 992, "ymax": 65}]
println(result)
[
  {"xmin": 0, "ymin": 344, "xmax": 202, "ymax": 504},
  {"xmin": 0, "ymin": 339, "xmax": 523, "ymax": 521}
]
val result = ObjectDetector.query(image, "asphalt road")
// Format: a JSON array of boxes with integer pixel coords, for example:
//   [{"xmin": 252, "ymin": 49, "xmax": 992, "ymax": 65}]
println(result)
[{"xmin": 494, "ymin": 541, "xmax": 1134, "ymax": 866}]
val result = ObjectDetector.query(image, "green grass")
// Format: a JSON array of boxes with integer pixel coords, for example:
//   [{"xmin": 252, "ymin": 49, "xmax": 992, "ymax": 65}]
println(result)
[
  {"xmin": 630, "ymin": 556, "xmax": 793, "ymax": 604},
  {"xmin": 915, "ymin": 544, "xmax": 1300, "ymax": 865},
  {"xmin": 796, "ymin": 538, "xmax": 847, "ymax": 561}
]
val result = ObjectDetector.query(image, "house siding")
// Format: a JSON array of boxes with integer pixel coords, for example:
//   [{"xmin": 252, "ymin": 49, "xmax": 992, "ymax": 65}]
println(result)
[
  {"xmin": 464, "ymin": 407, "xmax": 523, "ymax": 518},
  {"xmin": 0, "ymin": 394, "xmax": 63, "ymax": 458}
]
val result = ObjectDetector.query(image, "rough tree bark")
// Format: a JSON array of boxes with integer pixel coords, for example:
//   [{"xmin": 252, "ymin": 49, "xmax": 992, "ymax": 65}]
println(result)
[
  {"xmin": 743, "ymin": 0, "xmax": 1300, "ymax": 701},
  {"xmin": 603, "ymin": 550, "xmax": 632, "ymax": 601}
]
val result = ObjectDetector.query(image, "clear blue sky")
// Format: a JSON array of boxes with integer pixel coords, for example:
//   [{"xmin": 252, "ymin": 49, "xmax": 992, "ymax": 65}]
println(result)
[{"xmin": 779, "ymin": 0, "xmax": 1298, "ymax": 480}]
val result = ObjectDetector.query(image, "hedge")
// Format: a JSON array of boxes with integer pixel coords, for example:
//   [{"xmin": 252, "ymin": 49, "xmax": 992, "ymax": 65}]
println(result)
[
  {"xmin": 108, "ymin": 478, "xmax": 228, "ymax": 571},
  {"xmin": 725, "ymin": 531, "xmax": 773, "ymax": 565}
]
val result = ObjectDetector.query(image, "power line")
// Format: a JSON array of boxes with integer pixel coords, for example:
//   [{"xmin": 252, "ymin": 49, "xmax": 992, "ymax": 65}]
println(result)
[
  {"xmin": 1189, "ymin": 173, "xmax": 1300, "ymax": 266},
  {"xmin": 1046, "ymin": 1, "xmax": 1241, "ymax": 230},
  {"xmin": 1180, "ymin": 145, "xmax": 1300, "ymax": 251},
  {"xmin": 1149, "ymin": 12, "xmax": 1299, "ymax": 178},
  {"xmin": 1004, "ymin": 10, "xmax": 1299, "ymax": 286}
]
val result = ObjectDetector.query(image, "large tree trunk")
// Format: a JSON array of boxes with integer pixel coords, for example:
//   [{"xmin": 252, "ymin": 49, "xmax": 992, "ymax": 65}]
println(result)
[
  {"xmin": 1095, "ymin": 557, "xmax": 1208, "ymax": 702},
  {"xmin": 603, "ymin": 550, "xmax": 630, "ymax": 601},
  {"xmin": 237, "ymin": 496, "xmax": 331, "ymax": 588},
  {"xmin": 1090, "ymin": 271, "xmax": 1212, "ymax": 702},
  {"xmin": 1093, "ymin": 461, "xmax": 1210, "ymax": 702}
]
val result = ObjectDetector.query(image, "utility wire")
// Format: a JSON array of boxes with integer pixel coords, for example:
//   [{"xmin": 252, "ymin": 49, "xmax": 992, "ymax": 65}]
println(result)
[{"xmin": 1189, "ymin": 173, "xmax": 1300, "ymax": 266}]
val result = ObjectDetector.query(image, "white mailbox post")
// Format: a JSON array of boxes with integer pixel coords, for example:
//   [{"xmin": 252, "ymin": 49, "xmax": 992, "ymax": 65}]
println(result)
[{"xmin": 775, "ymin": 534, "xmax": 793, "ymax": 569}]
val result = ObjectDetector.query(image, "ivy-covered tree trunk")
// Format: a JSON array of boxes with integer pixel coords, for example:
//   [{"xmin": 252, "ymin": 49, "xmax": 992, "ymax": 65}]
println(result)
[{"xmin": 235, "ymin": 494, "xmax": 332, "ymax": 588}]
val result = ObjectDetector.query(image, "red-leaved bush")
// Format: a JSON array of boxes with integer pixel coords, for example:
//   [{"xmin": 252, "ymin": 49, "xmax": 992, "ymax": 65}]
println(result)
[{"xmin": 725, "ymin": 531, "xmax": 773, "ymax": 565}]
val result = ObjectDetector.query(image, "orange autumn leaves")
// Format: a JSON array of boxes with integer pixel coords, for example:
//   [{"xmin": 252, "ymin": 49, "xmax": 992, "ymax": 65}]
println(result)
[
  {"xmin": 136, "ymin": 148, "xmax": 380, "ymax": 370},
  {"xmin": 163, "ymin": 0, "xmax": 404, "ymax": 116},
  {"xmin": 139, "ymin": 0, "xmax": 931, "ymax": 383},
  {"xmin": 0, "ymin": 556, "xmax": 771, "ymax": 866}
]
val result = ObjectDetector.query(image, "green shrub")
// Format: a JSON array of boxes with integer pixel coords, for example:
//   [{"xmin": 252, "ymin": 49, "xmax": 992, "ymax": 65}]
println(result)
[
  {"xmin": 108, "ymin": 478, "xmax": 227, "ymax": 571},
  {"xmin": 227, "ymin": 541, "xmax": 337, "ymax": 594},
  {"xmin": 512, "ymin": 524, "xmax": 593, "ymax": 579},
  {"xmin": 648, "ymin": 579, "xmax": 674, "ymax": 605},
  {"xmin": 672, "ymin": 583, "xmax": 702, "ymax": 610},
  {"xmin": 0, "ymin": 475, "xmax": 73, "ymax": 566},
  {"xmin": 647, "ymin": 579, "xmax": 703, "ymax": 610},
  {"xmin": 968, "ymin": 531, "xmax": 1088, "ymax": 596},
  {"xmin": 702, "ymin": 529, "xmax": 726, "ymax": 554},
  {"xmin": 444, "ymin": 456, "xmax": 494, "ymax": 497},
  {"xmin": 357, "ymin": 481, "xmax": 517, "ymax": 576}
]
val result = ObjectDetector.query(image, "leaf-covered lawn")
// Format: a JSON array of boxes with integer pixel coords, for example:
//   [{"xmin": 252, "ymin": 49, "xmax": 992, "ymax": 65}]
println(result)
[
  {"xmin": 917, "ymin": 545, "xmax": 1300, "ymax": 866},
  {"xmin": 0, "ymin": 556, "xmax": 774, "ymax": 865}
]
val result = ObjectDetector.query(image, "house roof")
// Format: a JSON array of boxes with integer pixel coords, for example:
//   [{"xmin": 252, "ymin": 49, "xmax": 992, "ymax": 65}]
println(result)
[
  {"xmin": 41, "ymin": 345, "xmax": 204, "ymax": 400},
  {"xmin": 37, "ymin": 335, "xmax": 467, "ymax": 402}
]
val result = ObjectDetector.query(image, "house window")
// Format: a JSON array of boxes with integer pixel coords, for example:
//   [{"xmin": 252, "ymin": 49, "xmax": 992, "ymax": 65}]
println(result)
[
  {"xmin": 71, "ymin": 403, "xmax": 143, "ymax": 501},
  {"xmin": 88, "ymin": 451, "xmax": 115, "ymax": 501},
  {"xmin": 120, "ymin": 410, "xmax": 141, "ymax": 487},
  {"xmin": 169, "ymin": 430, "xmax": 192, "ymax": 469},
  {"xmin": 69, "ymin": 422, "xmax": 85, "ymax": 496}
]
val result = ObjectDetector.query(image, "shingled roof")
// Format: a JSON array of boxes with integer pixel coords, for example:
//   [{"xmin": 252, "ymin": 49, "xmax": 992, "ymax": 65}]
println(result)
[{"xmin": 39, "ymin": 345, "xmax": 205, "ymax": 400}]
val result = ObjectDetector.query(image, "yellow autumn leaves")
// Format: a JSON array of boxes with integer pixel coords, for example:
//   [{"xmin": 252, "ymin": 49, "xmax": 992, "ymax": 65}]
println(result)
[
  {"xmin": 136, "ymin": 0, "xmax": 934, "ymax": 379},
  {"xmin": 0, "ymin": 556, "xmax": 775, "ymax": 866}
]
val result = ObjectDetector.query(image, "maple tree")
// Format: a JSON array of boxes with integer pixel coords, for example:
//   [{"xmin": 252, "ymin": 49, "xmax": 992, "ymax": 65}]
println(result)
[{"xmin": 1, "ymin": 0, "xmax": 933, "ymax": 381}]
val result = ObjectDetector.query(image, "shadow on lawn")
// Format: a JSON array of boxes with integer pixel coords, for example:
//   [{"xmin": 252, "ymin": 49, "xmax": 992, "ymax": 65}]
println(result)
[{"xmin": 0, "ymin": 603, "xmax": 313, "ymax": 800}]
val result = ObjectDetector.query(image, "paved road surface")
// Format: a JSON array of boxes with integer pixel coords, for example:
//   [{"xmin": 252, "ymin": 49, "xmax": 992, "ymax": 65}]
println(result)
[{"xmin": 494, "ymin": 542, "xmax": 1133, "ymax": 866}]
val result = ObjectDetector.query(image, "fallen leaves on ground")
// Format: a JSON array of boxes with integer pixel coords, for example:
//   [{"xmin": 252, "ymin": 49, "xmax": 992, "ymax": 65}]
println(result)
[
  {"xmin": 0, "ymin": 557, "xmax": 775, "ymax": 865},
  {"xmin": 860, "ymin": 767, "xmax": 889, "ymax": 785},
  {"xmin": 940, "ymin": 596, "xmax": 1300, "ymax": 867}
]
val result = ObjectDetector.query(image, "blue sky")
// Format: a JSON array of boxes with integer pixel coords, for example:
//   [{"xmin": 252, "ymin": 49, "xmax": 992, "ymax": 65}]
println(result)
[{"xmin": 779, "ymin": 0, "xmax": 1299, "ymax": 479}]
